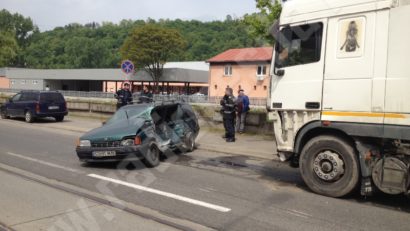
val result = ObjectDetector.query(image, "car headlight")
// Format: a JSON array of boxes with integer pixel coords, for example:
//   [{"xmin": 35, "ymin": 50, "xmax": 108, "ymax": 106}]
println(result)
[
  {"xmin": 121, "ymin": 139, "xmax": 134, "ymax": 146},
  {"xmin": 79, "ymin": 140, "xmax": 91, "ymax": 147}
]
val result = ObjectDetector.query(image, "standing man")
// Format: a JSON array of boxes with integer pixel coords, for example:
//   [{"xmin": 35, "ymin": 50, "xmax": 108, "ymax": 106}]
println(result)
[
  {"xmin": 115, "ymin": 82, "xmax": 133, "ymax": 110},
  {"xmin": 139, "ymin": 85, "xmax": 153, "ymax": 103},
  {"xmin": 236, "ymin": 89, "xmax": 250, "ymax": 134},
  {"xmin": 220, "ymin": 87, "xmax": 236, "ymax": 142}
]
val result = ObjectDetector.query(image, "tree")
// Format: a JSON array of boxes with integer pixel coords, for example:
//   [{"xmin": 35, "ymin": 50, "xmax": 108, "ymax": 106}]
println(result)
[
  {"xmin": 120, "ymin": 24, "xmax": 186, "ymax": 90},
  {"xmin": 0, "ymin": 31, "xmax": 18, "ymax": 67},
  {"xmin": 0, "ymin": 9, "xmax": 38, "ymax": 67},
  {"xmin": 243, "ymin": 0, "xmax": 282, "ymax": 45}
]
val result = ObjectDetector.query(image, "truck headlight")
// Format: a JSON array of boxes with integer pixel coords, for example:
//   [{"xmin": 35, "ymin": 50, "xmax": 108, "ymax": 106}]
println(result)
[
  {"xmin": 121, "ymin": 139, "xmax": 135, "ymax": 146},
  {"xmin": 79, "ymin": 140, "xmax": 91, "ymax": 147}
]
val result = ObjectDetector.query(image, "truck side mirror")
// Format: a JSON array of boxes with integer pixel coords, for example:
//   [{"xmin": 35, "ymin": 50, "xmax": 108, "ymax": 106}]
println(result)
[{"xmin": 274, "ymin": 67, "xmax": 285, "ymax": 77}]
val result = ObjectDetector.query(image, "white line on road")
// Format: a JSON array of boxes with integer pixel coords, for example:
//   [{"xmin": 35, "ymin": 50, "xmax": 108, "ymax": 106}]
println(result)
[
  {"xmin": 286, "ymin": 210, "xmax": 309, "ymax": 219},
  {"xmin": 5, "ymin": 152, "xmax": 83, "ymax": 174},
  {"xmin": 88, "ymin": 173, "xmax": 232, "ymax": 213}
]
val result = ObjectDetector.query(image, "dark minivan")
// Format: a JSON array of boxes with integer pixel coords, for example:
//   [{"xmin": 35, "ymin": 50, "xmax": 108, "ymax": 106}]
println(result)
[{"xmin": 0, "ymin": 91, "xmax": 68, "ymax": 123}]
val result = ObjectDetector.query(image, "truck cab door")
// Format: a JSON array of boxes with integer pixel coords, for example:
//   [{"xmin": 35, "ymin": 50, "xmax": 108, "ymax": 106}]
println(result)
[{"xmin": 270, "ymin": 21, "xmax": 326, "ymax": 111}]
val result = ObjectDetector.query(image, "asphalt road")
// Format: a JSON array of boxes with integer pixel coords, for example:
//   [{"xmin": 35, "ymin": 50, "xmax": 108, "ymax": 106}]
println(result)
[{"xmin": 0, "ymin": 118, "xmax": 409, "ymax": 231}]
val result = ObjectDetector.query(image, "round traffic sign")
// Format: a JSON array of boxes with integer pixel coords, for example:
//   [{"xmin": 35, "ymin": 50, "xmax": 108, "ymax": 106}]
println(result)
[{"xmin": 121, "ymin": 60, "xmax": 135, "ymax": 74}]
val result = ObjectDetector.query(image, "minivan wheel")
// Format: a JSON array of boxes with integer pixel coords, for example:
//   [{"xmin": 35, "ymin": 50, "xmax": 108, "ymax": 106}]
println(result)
[
  {"xmin": 299, "ymin": 135, "xmax": 359, "ymax": 198},
  {"xmin": 25, "ymin": 111, "xmax": 34, "ymax": 123},
  {"xmin": 143, "ymin": 145, "xmax": 160, "ymax": 168},
  {"xmin": 1, "ymin": 109, "xmax": 9, "ymax": 119},
  {"xmin": 55, "ymin": 116, "xmax": 64, "ymax": 122}
]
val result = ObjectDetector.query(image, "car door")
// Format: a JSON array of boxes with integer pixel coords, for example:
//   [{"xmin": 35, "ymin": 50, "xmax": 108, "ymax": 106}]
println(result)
[
  {"xmin": 181, "ymin": 104, "xmax": 199, "ymax": 135},
  {"xmin": 15, "ymin": 92, "xmax": 29, "ymax": 117},
  {"xmin": 7, "ymin": 93, "xmax": 22, "ymax": 117}
]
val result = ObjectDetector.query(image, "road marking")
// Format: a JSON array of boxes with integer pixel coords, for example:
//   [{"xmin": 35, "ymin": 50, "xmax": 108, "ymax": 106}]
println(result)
[
  {"xmin": 5, "ymin": 152, "xmax": 82, "ymax": 174},
  {"xmin": 289, "ymin": 209, "xmax": 311, "ymax": 217},
  {"xmin": 88, "ymin": 174, "xmax": 231, "ymax": 213},
  {"xmin": 286, "ymin": 210, "xmax": 310, "ymax": 219}
]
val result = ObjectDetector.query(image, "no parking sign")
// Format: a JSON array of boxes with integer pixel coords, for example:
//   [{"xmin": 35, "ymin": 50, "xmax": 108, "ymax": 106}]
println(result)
[{"xmin": 121, "ymin": 60, "xmax": 135, "ymax": 75}]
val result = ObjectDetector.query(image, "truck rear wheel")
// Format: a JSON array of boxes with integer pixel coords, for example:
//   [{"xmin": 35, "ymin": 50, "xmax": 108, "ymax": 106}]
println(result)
[{"xmin": 299, "ymin": 135, "xmax": 359, "ymax": 198}]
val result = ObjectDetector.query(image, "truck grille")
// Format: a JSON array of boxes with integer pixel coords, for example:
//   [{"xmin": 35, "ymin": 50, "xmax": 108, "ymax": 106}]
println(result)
[{"xmin": 92, "ymin": 141, "xmax": 121, "ymax": 148}]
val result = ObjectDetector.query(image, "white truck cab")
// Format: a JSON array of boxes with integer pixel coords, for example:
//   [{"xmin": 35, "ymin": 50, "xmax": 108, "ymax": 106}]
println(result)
[{"xmin": 268, "ymin": 0, "xmax": 410, "ymax": 197}]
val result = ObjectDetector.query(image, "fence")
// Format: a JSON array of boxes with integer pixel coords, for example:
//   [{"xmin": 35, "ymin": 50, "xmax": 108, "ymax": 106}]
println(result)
[{"xmin": 0, "ymin": 88, "xmax": 267, "ymax": 106}]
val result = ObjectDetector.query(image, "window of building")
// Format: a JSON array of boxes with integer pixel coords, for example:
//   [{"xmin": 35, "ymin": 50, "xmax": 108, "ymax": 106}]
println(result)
[
  {"xmin": 224, "ymin": 65, "xmax": 232, "ymax": 76},
  {"xmin": 257, "ymin": 65, "xmax": 267, "ymax": 76},
  {"xmin": 32, "ymin": 80, "xmax": 38, "ymax": 85},
  {"xmin": 21, "ymin": 80, "xmax": 26, "ymax": 85},
  {"xmin": 275, "ymin": 22, "xmax": 323, "ymax": 68}
]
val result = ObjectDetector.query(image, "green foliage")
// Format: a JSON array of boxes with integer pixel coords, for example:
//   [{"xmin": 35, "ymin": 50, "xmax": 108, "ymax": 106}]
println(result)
[
  {"xmin": 243, "ymin": 0, "xmax": 282, "ymax": 45},
  {"xmin": 0, "ymin": 30, "xmax": 18, "ymax": 67},
  {"xmin": 0, "ymin": 9, "xmax": 37, "ymax": 67},
  {"xmin": 1, "ymin": 7, "xmax": 272, "ymax": 69},
  {"xmin": 121, "ymin": 24, "xmax": 186, "ymax": 88},
  {"xmin": 21, "ymin": 18, "xmax": 256, "ymax": 69}
]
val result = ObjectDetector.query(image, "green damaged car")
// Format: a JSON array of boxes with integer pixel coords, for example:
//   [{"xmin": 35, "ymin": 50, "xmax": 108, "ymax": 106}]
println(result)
[{"xmin": 76, "ymin": 102, "xmax": 200, "ymax": 167}]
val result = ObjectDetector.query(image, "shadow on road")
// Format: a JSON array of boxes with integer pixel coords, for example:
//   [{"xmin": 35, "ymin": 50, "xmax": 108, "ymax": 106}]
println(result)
[{"xmin": 6, "ymin": 117, "xmax": 72, "ymax": 123}]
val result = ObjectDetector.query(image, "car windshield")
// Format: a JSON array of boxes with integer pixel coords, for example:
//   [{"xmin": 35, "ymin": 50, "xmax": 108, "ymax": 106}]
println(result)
[{"xmin": 105, "ymin": 106, "xmax": 150, "ymax": 125}]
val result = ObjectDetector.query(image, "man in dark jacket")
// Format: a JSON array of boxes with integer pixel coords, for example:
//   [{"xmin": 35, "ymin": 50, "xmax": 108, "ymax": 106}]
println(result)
[
  {"xmin": 138, "ymin": 85, "xmax": 153, "ymax": 103},
  {"xmin": 115, "ymin": 82, "xmax": 133, "ymax": 110},
  {"xmin": 220, "ymin": 87, "xmax": 236, "ymax": 142}
]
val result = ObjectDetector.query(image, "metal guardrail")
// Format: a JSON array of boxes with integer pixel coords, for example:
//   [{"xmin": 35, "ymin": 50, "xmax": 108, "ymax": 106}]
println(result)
[{"xmin": 0, "ymin": 88, "xmax": 268, "ymax": 106}]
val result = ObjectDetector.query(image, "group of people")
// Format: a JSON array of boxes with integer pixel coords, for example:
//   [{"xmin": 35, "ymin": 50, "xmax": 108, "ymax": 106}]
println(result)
[
  {"xmin": 220, "ymin": 87, "xmax": 250, "ymax": 143},
  {"xmin": 115, "ymin": 82, "xmax": 153, "ymax": 109}
]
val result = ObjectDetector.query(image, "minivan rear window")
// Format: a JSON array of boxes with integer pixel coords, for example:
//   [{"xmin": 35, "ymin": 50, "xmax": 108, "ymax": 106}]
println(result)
[{"xmin": 40, "ymin": 93, "xmax": 65, "ymax": 102}]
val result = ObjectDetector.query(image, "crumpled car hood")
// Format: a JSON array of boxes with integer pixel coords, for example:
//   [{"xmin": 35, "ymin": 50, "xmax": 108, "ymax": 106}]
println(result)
[{"xmin": 80, "ymin": 118, "xmax": 145, "ymax": 142}]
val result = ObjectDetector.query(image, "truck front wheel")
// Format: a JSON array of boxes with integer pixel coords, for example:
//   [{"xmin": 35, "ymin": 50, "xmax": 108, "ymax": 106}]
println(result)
[{"xmin": 300, "ymin": 135, "xmax": 359, "ymax": 198}]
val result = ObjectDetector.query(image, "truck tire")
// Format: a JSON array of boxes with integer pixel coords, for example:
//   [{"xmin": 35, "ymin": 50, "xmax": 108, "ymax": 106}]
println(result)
[
  {"xmin": 143, "ymin": 145, "xmax": 160, "ymax": 168},
  {"xmin": 299, "ymin": 135, "xmax": 359, "ymax": 198}
]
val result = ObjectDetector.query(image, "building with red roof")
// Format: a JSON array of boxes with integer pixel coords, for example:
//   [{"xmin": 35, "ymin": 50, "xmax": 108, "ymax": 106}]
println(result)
[{"xmin": 207, "ymin": 47, "xmax": 273, "ymax": 98}]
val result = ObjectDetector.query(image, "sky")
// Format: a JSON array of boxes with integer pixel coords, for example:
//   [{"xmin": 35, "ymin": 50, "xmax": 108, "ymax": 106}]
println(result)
[{"xmin": 0, "ymin": 0, "xmax": 257, "ymax": 31}]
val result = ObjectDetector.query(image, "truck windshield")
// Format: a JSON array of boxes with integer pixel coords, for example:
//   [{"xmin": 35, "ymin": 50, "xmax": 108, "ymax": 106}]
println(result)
[{"xmin": 275, "ymin": 22, "xmax": 323, "ymax": 68}]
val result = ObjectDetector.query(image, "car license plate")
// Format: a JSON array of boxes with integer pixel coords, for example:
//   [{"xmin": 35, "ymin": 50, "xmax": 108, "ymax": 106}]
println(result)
[
  {"xmin": 48, "ymin": 106, "xmax": 59, "ymax": 110},
  {"xmin": 92, "ymin": 151, "xmax": 116, "ymax": 157}
]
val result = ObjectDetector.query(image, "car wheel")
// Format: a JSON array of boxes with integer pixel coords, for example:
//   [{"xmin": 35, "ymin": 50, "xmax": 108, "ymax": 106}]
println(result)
[
  {"xmin": 55, "ymin": 116, "xmax": 64, "ymax": 122},
  {"xmin": 299, "ymin": 135, "xmax": 359, "ymax": 198},
  {"xmin": 1, "ymin": 109, "xmax": 9, "ymax": 119},
  {"xmin": 184, "ymin": 133, "xmax": 196, "ymax": 153},
  {"xmin": 25, "ymin": 111, "xmax": 34, "ymax": 123},
  {"xmin": 143, "ymin": 145, "xmax": 160, "ymax": 168}
]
